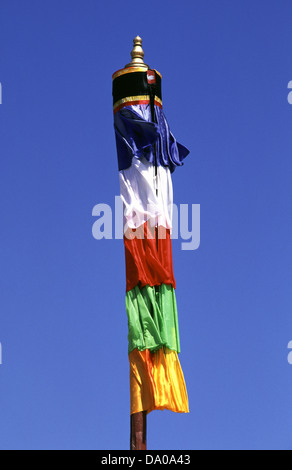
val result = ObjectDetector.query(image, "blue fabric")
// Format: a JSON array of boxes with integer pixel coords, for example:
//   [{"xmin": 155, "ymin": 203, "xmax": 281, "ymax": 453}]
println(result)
[{"xmin": 114, "ymin": 105, "xmax": 190, "ymax": 173}]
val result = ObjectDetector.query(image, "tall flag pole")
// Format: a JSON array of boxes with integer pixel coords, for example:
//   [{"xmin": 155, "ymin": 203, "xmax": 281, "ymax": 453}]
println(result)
[{"xmin": 112, "ymin": 36, "xmax": 190, "ymax": 450}]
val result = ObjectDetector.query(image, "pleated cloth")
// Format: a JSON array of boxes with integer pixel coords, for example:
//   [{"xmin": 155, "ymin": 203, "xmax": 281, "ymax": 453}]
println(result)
[
  {"xmin": 113, "ymin": 101, "xmax": 189, "ymax": 416},
  {"xmin": 126, "ymin": 284, "xmax": 180, "ymax": 353},
  {"xmin": 126, "ymin": 284, "xmax": 188, "ymax": 414},
  {"xmin": 129, "ymin": 347, "xmax": 189, "ymax": 415},
  {"xmin": 124, "ymin": 223, "xmax": 176, "ymax": 292},
  {"xmin": 119, "ymin": 155, "xmax": 173, "ymax": 231},
  {"xmin": 114, "ymin": 104, "xmax": 189, "ymax": 173}
]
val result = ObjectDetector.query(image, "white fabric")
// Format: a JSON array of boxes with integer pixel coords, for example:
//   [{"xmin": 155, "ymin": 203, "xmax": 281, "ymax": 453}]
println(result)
[
  {"xmin": 119, "ymin": 156, "xmax": 173, "ymax": 230},
  {"xmin": 129, "ymin": 104, "xmax": 152, "ymax": 120}
]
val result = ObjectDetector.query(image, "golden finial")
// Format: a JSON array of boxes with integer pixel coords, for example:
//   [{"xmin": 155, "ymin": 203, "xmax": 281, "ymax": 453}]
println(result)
[{"xmin": 125, "ymin": 36, "xmax": 149, "ymax": 69}]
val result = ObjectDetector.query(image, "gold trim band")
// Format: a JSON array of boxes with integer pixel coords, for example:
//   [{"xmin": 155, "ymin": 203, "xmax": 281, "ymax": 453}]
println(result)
[
  {"xmin": 112, "ymin": 67, "xmax": 162, "ymax": 81},
  {"xmin": 112, "ymin": 67, "xmax": 148, "ymax": 80},
  {"xmin": 113, "ymin": 95, "xmax": 162, "ymax": 113}
]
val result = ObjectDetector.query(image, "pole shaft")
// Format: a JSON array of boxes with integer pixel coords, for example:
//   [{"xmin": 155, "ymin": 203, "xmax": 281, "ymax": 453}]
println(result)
[{"xmin": 130, "ymin": 411, "xmax": 147, "ymax": 450}]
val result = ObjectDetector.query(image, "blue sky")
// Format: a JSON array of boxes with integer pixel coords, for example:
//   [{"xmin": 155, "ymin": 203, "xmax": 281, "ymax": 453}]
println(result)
[{"xmin": 1, "ymin": 0, "xmax": 292, "ymax": 450}]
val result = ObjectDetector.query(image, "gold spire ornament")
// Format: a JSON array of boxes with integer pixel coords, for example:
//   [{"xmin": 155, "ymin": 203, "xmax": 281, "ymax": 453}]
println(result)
[{"xmin": 125, "ymin": 36, "xmax": 149, "ymax": 70}]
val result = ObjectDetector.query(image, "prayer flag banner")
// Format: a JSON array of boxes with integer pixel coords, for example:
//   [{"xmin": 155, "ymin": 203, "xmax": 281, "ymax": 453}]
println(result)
[{"xmin": 112, "ymin": 43, "xmax": 189, "ymax": 416}]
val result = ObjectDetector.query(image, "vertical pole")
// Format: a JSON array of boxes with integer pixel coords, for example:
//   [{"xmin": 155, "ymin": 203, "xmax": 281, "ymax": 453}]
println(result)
[
  {"xmin": 130, "ymin": 411, "xmax": 147, "ymax": 450},
  {"xmin": 129, "ymin": 69, "xmax": 155, "ymax": 451}
]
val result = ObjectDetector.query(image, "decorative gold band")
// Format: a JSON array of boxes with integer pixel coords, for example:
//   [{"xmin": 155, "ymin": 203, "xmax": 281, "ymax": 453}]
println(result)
[
  {"xmin": 113, "ymin": 95, "xmax": 163, "ymax": 114},
  {"xmin": 112, "ymin": 67, "xmax": 162, "ymax": 81}
]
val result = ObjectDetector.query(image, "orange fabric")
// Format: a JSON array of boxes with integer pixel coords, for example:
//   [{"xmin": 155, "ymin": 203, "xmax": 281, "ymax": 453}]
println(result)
[
  {"xmin": 129, "ymin": 347, "xmax": 189, "ymax": 415},
  {"xmin": 124, "ymin": 222, "xmax": 176, "ymax": 292}
]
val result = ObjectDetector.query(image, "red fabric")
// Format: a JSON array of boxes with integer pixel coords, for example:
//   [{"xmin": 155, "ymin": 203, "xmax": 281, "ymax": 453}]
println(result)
[{"xmin": 124, "ymin": 222, "xmax": 176, "ymax": 292}]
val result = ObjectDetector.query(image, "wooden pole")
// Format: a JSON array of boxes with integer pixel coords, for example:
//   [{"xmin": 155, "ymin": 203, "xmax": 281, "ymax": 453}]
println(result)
[{"xmin": 130, "ymin": 411, "xmax": 147, "ymax": 450}]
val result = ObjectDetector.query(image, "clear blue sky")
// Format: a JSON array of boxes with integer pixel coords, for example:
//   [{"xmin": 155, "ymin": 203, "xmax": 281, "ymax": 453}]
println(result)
[{"xmin": 1, "ymin": 0, "xmax": 292, "ymax": 450}]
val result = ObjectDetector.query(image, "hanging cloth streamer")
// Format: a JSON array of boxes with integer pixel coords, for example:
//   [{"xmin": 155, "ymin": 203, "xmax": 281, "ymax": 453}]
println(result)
[{"xmin": 112, "ymin": 39, "xmax": 190, "ymax": 417}]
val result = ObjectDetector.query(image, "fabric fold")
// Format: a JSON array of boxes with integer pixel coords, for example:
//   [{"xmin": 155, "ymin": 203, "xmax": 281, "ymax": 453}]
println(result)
[
  {"xmin": 126, "ymin": 284, "xmax": 180, "ymax": 354},
  {"xmin": 124, "ymin": 222, "xmax": 176, "ymax": 292},
  {"xmin": 119, "ymin": 155, "xmax": 173, "ymax": 231},
  {"xmin": 129, "ymin": 347, "xmax": 189, "ymax": 415},
  {"xmin": 114, "ymin": 105, "xmax": 189, "ymax": 172}
]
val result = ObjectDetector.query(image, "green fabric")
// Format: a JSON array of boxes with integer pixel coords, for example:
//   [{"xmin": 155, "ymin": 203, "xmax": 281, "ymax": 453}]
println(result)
[{"xmin": 125, "ymin": 284, "xmax": 181, "ymax": 354}]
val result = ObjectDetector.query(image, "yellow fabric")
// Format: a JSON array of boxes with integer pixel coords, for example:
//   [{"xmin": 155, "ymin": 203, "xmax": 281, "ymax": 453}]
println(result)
[{"xmin": 129, "ymin": 347, "xmax": 189, "ymax": 415}]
